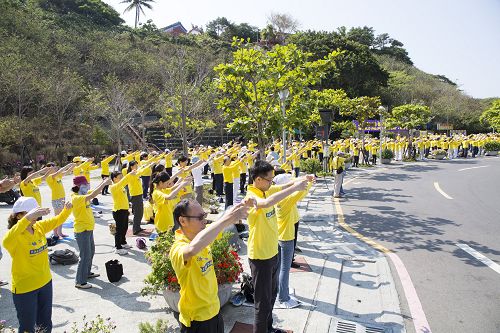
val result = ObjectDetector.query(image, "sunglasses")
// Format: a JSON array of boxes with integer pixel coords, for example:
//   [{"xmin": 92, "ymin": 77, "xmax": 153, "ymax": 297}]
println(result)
[{"xmin": 181, "ymin": 212, "xmax": 208, "ymax": 221}]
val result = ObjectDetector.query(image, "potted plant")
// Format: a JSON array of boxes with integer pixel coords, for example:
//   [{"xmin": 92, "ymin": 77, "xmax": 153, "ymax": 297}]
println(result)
[
  {"xmin": 141, "ymin": 231, "xmax": 243, "ymax": 313},
  {"xmin": 430, "ymin": 149, "xmax": 447, "ymax": 160},
  {"xmin": 381, "ymin": 149, "xmax": 394, "ymax": 164},
  {"xmin": 484, "ymin": 141, "xmax": 500, "ymax": 156}
]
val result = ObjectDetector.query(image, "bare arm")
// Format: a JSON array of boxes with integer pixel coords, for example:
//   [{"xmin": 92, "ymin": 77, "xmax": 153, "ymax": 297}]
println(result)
[
  {"xmin": 183, "ymin": 201, "xmax": 251, "ymax": 262},
  {"xmin": 85, "ymin": 178, "xmax": 112, "ymax": 202},
  {"xmin": 255, "ymin": 179, "xmax": 309, "ymax": 209}
]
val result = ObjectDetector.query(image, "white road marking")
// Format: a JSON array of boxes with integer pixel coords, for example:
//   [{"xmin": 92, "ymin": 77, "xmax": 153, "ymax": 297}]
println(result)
[
  {"xmin": 433, "ymin": 182, "xmax": 453, "ymax": 199},
  {"xmin": 458, "ymin": 165, "xmax": 489, "ymax": 172},
  {"xmin": 457, "ymin": 243, "xmax": 500, "ymax": 275}
]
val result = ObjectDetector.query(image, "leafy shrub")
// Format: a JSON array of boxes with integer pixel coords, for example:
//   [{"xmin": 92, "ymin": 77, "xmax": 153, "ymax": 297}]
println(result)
[
  {"xmin": 66, "ymin": 315, "xmax": 116, "ymax": 333},
  {"xmin": 300, "ymin": 158, "xmax": 322, "ymax": 175},
  {"xmin": 431, "ymin": 149, "xmax": 447, "ymax": 156},
  {"xmin": 484, "ymin": 141, "xmax": 500, "ymax": 151},
  {"xmin": 138, "ymin": 319, "xmax": 177, "ymax": 333},
  {"xmin": 142, "ymin": 231, "xmax": 243, "ymax": 295},
  {"xmin": 381, "ymin": 149, "xmax": 394, "ymax": 159}
]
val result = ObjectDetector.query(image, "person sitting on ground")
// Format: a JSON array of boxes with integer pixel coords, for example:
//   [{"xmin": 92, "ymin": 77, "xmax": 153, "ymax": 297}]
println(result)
[{"xmin": 170, "ymin": 198, "xmax": 253, "ymax": 333}]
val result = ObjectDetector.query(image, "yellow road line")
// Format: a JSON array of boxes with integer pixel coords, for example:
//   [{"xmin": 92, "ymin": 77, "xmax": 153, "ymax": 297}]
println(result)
[{"xmin": 333, "ymin": 197, "xmax": 391, "ymax": 254}]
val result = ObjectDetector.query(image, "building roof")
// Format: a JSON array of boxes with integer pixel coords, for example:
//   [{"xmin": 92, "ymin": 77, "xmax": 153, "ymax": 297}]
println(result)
[{"xmin": 161, "ymin": 21, "xmax": 187, "ymax": 34}]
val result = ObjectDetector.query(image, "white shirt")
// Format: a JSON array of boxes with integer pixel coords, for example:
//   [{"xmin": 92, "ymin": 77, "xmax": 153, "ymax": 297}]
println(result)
[{"xmin": 191, "ymin": 162, "xmax": 207, "ymax": 187}]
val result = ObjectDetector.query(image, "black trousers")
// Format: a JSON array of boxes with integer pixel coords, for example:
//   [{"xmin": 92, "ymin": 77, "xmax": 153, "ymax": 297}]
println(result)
[
  {"xmin": 224, "ymin": 182, "xmax": 233, "ymax": 209},
  {"xmin": 214, "ymin": 173, "xmax": 224, "ymax": 196},
  {"xmin": 249, "ymin": 254, "xmax": 279, "ymax": 333},
  {"xmin": 353, "ymin": 156, "xmax": 359, "ymax": 167},
  {"xmin": 240, "ymin": 173, "xmax": 247, "ymax": 194},
  {"xmin": 112, "ymin": 209, "xmax": 129, "ymax": 249},
  {"xmin": 101, "ymin": 175, "xmax": 109, "ymax": 194},
  {"xmin": 180, "ymin": 312, "xmax": 223, "ymax": 333},
  {"xmin": 203, "ymin": 164, "xmax": 210, "ymax": 175},
  {"xmin": 294, "ymin": 167, "xmax": 300, "ymax": 178}
]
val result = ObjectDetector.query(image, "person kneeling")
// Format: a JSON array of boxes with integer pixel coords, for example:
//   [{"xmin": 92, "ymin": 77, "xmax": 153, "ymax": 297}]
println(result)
[{"xmin": 170, "ymin": 198, "xmax": 253, "ymax": 333}]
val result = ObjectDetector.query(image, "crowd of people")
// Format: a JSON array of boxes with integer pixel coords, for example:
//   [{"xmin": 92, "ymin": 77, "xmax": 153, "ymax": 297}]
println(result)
[{"xmin": 0, "ymin": 131, "xmax": 499, "ymax": 333}]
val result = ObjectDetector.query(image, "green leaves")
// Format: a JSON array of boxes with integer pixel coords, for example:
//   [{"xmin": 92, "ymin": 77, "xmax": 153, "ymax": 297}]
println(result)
[
  {"xmin": 480, "ymin": 99, "xmax": 500, "ymax": 132},
  {"xmin": 385, "ymin": 104, "xmax": 431, "ymax": 130}
]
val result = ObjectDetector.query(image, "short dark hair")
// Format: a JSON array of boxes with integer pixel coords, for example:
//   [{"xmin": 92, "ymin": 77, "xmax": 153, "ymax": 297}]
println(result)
[
  {"xmin": 178, "ymin": 155, "xmax": 189, "ymax": 164},
  {"xmin": 20, "ymin": 166, "xmax": 33, "ymax": 181},
  {"xmin": 250, "ymin": 160, "xmax": 274, "ymax": 180},
  {"xmin": 173, "ymin": 199, "xmax": 195, "ymax": 229},
  {"xmin": 274, "ymin": 168, "xmax": 286, "ymax": 176},
  {"xmin": 110, "ymin": 171, "xmax": 122, "ymax": 181}
]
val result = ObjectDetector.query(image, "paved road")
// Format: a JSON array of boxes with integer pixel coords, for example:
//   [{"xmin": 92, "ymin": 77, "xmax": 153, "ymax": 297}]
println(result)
[{"xmin": 339, "ymin": 156, "xmax": 500, "ymax": 333}]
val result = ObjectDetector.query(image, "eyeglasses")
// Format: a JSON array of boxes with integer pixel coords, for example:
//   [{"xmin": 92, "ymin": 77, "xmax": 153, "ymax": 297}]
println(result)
[
  {"xmin": 259, "ymin": 177, "xmax": 274, "ymax": 184},
  {"xmin": 181, "ymin": 212, "xmax": 208, "ymax": 221}
]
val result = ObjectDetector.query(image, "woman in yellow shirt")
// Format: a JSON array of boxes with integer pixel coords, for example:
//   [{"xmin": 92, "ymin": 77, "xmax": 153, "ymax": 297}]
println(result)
[
  {"xmin": 109, "ymin": 170, "xmax": 134, "ymax": 255},
  {"xmin": 150, "ymin": 172, "xmax": 190, "ymax": 233},
  {"xmin": 100, "ymin": 154, "xmax": 116, "ymax": 195},
  {"xmin": 3, "ymin": 197, "xmax": 72, "ymax": 333},
  {"xmin": 71, "ymin": 176, "xmax": 111, "ymax": 289},
  {"xmin": 20, "ymin": 165, "xmax": 53, "ymax": 207},
  {"xmin": 46, "ymin": 162, "xmax": 75, "ymax": 238}
]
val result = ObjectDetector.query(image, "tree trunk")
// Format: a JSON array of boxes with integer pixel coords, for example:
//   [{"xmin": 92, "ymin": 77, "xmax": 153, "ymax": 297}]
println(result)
[
  {"xmin": 257, "ymin": 121, "xmax": 265, "ymax": 161},
  {"xmin": 135, "ymin": 6, "xmax": 139, "ymax": 28},
  {"xmin": 181, "ymin": 99, "xmax": 188, "ymax": 156},
  {"xmin": 141, "ymin": 113, "xmax": 147, "ymax": 150},
  {"xmin": 361, "ymin": 130, "xmax": 366, "ymax": 165}
]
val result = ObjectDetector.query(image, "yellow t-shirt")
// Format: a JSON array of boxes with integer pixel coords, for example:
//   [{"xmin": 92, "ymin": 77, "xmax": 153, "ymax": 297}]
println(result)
[
  {"xmin": 179, "ymin": 170, "xmax": 193, "ymax": 196},
  {"xmin": 245, "ymin": 185, "xmax": 282, "ymax": 260},
  {"xmin": 169, "ymin": 230, "xmax": 219, "ymax": 327},
  {"xmin": 110, "ymin": 173, "xmax": 132, "ymax": 211},
  {"xmin": 101, "ymin": 155, "xmax": 115, "ymax": 176},
  {"xmin": 72, "ymin": 194, "xmax": 95, "ymax": 233},
  {"xmin": 165, "ymin": 154, "xmax": 174, "ymax": 168},
  {"xmin": 20, "ymin": 177, "xmax": 43, "ymax": 206},
  {"xmin": 276, "ymin": 185, "xmax": 311, "ymax": 241},
  {"xmin": 212, "ymin": 156, "xmax": 224, "ymax": 175},
  {"xmin": 46, "ymin": 174, "xmax": 65, "ymax": 201},
  {"xmin": 129, "ymin": 167, "xmax": 150, "ymax": 197},
  {"xmin": 2, "ymin": 208, "xmax": 71, "ymax": 294},
  {"xmin": 222, "ymin": 162, "xmax": 239, "ymax": 183},
  {"xmin": 152, "ymin": 189, "xmax": 175, "ymax": 232},
  {"xmin": 139, "ymin": 160, "xmax": 153, "ymax": 177}
]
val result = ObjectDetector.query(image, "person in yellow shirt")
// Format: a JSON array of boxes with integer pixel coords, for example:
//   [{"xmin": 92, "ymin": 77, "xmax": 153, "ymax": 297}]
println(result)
[
  {"xmin": 150, "ymin": 172, "xmax": 191, "ymax": 233},
  {"xmin": 170, "ymin": 199, "xmax": 252, "ymax": 333},
  {"xmin": 109, "ymin": 170, "xmax": 135, "ymax": 255},
  {"xmin": 212, "ymin": 152, "xmax": 225, "ymax": 197},
  {"xmin": 222, "ymin": 156, "xmax": 242, "ymax": 209},
  {"xmin": 245, "ymin": 160, "xmax": 309, "ymax": 333},
  {"xmin": 71, "ymin": 175, "xmax": 111, "ymax": 289},
  {"xmin": 127, "ymin": 160, "xmax": 153, "ymax": 235},
  {"xmin": 46, "ymin": 162, "xmax": 75, "ymax": 238},
  {"xmin": 3, "ymin": 197, "xmax": 72, "ymax": 333},
  {"xmin": 164, "ymin": 149, "xmax": 177, "ymax": 176},
  {"xmin": 332, "ymin": 152, "xmax": 348, "ymax": 198},
  {"xmin": 100, "ymin": 154, "xmax": 116, "ymax": 195},
  {"xmin": 20, "ymin": 165, "xmax": 53, "ymax": 207}
]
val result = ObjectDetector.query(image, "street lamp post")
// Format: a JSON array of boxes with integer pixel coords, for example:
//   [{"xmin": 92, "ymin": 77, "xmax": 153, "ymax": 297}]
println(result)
[
  {"xmin": 278, "ymin": 89, "xmax": 289, "ymax": 163},
  {"xmin": 378, "ymin": 105, "xmax": 386, "ymax": 164}
]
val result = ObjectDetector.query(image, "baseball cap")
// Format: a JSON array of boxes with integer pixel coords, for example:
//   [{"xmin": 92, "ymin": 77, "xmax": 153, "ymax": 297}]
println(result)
[
  {"xmin": 73, "ymin": 176, "xmax": 89, "ymax": 186},
  {"xmin": 73, "ymin": 156, "xmax": 82, "ymax": 163},
  {"xmin": 12, "ymin": 197, "xmax": 39, "ymax": 214}
]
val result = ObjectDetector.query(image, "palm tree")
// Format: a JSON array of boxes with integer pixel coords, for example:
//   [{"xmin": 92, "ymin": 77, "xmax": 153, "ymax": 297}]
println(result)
[{"xmin": 120, "ymin": 0, "xmax": 155, "ymax": 28}]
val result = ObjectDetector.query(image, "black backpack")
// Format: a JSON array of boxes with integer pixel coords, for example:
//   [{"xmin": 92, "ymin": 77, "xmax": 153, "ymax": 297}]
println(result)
[
  {"xmin": 105, "ymin": 259, "xmax": 123, "ymax": 283},
  {"xmin": 49, "ymin": 249, "xmax": 79, "ymax": 265},
  {"xmin": 240, "ymin": 272, "xmax": 254, "ymax": 303}
]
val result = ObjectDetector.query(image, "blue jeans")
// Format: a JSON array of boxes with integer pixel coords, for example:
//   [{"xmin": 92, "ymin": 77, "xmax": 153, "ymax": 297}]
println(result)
[
  {"xmin": 12, "ymin": 280, "xmax": 52, "ymax": 333},
  {"xmin": 75, "ymin": 230, "xmax": 95, "ymax": 285},
  {"xmin": 278, "ymin": 240, "xmax": 295, "ymax": 302}
]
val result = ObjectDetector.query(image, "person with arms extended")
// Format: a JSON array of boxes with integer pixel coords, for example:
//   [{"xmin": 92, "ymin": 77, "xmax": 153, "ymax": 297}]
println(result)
[
  {"xmin": 245, "ymin": 160, "xmax": 309, "ymax": 333},
  {"xmin": 2, "ymin": 197, "xmax": 72, "ymax": 333},
  {"xmin": 170, "ymin": 198, "xmax": 253, "ymax": 333}
]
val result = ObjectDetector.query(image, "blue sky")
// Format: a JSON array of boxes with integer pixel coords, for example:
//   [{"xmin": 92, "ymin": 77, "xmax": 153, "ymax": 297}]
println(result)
[{"xmin": 103, "ymin": 0, "xmax": 500, "ymax": 99}]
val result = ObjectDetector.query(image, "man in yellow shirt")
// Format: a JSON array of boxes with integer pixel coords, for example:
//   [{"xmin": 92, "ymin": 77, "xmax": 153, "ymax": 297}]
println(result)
[
  {"xmin": 245, "ymin": 160, "xmax": 308, "ymax": 333},
  {"xmin": 170, "ymin": 199, "xmax": 251, "ymax": 333},
  {"xmin": 100, "ymin": 154, "xmax": 116, "ymax": 195}
]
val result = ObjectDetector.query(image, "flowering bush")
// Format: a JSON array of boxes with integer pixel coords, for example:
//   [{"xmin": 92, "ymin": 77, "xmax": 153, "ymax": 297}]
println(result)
[{"xmin": 141, "ymin": 231, "xmax": 243, "ymax": 295}]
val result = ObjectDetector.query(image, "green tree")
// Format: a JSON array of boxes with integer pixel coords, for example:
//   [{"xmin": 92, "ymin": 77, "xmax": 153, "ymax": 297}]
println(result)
[
  {"xmin": 214, "ymin": 40, "xmax": 341, "ymax": 155},
  {"xmin": 480, "ymin": 100, "xmax": 500, "ymax": 132},
  {"xmin": 342, "ymin": 96, "xmax": 381, "ymax": 160},
  {"xmin": 120, "ymin": 0, "xmax": 155, "ymax": 28},
  {"xmin": 385, "ymin": 104, "xmax": 432, "ymax": 157}
]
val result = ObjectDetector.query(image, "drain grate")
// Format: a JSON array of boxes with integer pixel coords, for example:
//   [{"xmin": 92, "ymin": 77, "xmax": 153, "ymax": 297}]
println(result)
[{"xmin": 330, "ymin": 318, "xmax": 390, "ymax": 333}]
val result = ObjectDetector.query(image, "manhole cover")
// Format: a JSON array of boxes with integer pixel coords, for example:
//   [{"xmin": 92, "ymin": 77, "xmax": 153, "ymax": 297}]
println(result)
[{"xmin": 330, "ymin": 318, "xmax": 390, "ymax": 333}]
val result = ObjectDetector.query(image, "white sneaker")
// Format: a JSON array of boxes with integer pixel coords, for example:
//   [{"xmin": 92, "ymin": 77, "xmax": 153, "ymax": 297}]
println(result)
[
  {"xmin": 122, "ymin": 244, "xmax": 132, "ymax": 249},
  {"xmin": 75, "ymin": 283, "xmax": 92, "ymax": 289},
  {"xmin": 276, "ymin": 298, "xmax": 301, "ymax": 309},
  {"xmin": 115, "ymin": 249, "xmax": 128, "ymax": 255}
]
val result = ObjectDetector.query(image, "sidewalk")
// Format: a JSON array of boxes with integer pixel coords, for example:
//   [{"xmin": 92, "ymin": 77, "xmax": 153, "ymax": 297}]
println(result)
[{"xmin": 0, "ymin": 170, "xmax": 407, "ymax": 333}]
